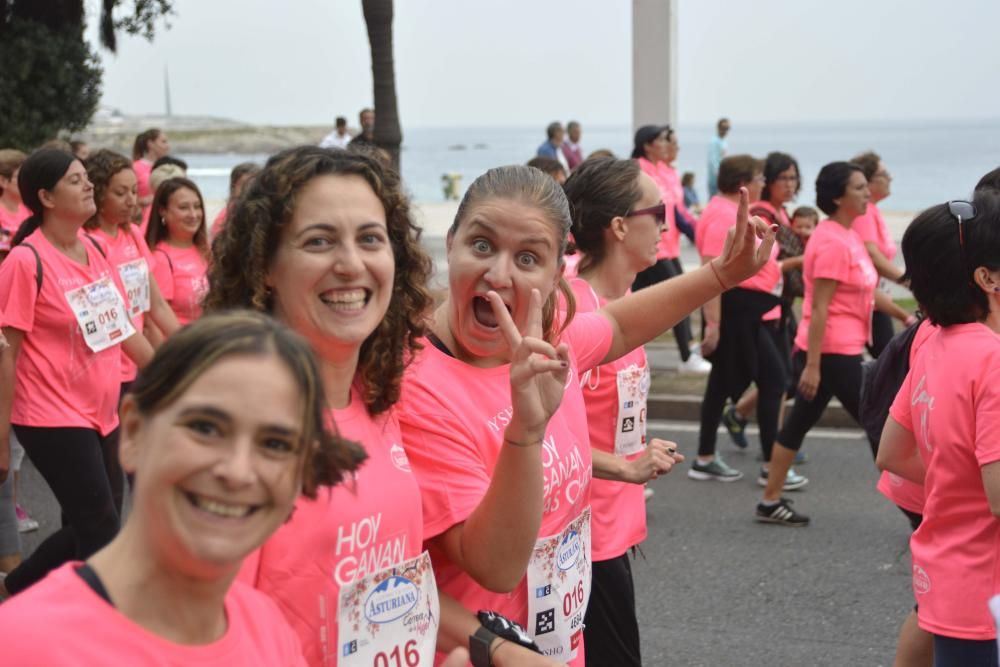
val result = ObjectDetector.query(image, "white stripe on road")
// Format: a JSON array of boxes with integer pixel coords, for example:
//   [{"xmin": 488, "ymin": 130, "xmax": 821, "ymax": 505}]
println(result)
[{"xmin": 646, "ymin": 420, "xmax": 866, "ymax": 442}]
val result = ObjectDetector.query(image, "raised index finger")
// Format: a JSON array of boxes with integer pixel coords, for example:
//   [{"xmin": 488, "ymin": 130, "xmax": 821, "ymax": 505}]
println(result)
[
  {"xmin": 487, "ymin": 290, "xmax": 522, "ymax": 349},
  {"xmin": 734, "ymin": 186, "xmax": 750, "ymax": 251},
  {"xmin": 525, "ymin": 288, "xmax": 544, "ymax": 340}
]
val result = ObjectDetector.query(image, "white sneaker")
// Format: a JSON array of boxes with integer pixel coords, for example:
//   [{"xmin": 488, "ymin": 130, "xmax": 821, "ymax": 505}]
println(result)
[
  {"xmin": 677, "ymin": 352, "xmax": 711, "ymax": 375},
  {"xmin": 644, "ymin": 486, "xmax": 655, "ymax": 501}
]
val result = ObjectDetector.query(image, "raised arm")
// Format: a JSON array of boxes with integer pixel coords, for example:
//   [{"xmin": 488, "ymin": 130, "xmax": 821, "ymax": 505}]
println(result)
[
  {"xmin": 598, "ymin": 188, "xmax": 776, "ymax": 364},
  {"xmin": 434, "ymin": 289, "xmax": 570, "ymax": 592}
]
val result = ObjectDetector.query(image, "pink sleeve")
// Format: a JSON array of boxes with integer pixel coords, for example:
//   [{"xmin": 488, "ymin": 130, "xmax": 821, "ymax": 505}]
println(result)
[
  {"xmin": 852, "ymin": 209, "xmax": 878, "ymax": 244},
  {"xmin": 562, "ymin": 311, "xmax": 614, "ymax": 372},
  {"xmin": 888, "ymin": 369, "xmax": 914, "ymax": 432},
  {"xmin": 0, "ymin": 247, "xmax": 39, "ymax": 333},
  {"xmin": 974, "ymin": 352, "xmax": 1000, "ymax": 466},
  {"xmin": 152, "ymin": 249, "xmax": 174, "ymax": 301},
  {"xmin": 399, "ymin": 411, "xmax": 492, "ymax": 540},
  {"xmin": 811, "ymin": 241, "xmax": 851, "ymax": 282}
]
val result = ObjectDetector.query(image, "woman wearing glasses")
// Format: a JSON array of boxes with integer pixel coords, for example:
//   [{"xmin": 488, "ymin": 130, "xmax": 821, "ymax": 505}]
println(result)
[
  {"xmin": 691, "ymin": 155, "xmax": 787, "ymax": 485},
  {"xmin": 760, "ymin": 162, "xmax": 911, "ymax": 525},
  {"xmin": 562, "ymin": 158, "xmax": 684, "ymax": 666},
  {"xmin": 877, "ymin": 192, "xmax": 1000, "ymax": 666}
]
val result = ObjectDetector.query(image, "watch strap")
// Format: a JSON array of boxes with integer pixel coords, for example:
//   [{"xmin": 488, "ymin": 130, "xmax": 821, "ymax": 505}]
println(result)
[{"xmin": 469, "ymin": 626, "xmax": 498, "ymax": 667}]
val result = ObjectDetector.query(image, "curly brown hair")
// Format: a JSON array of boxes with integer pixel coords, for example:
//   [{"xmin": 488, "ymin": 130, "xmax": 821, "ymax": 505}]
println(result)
[
  {"xmin": 83, "ymin": 149, "xmax": 133, "ymax": 230},
  {"xmin": 204, "ymin": 145, "xmax": 432, "ymax": 416},
  {"xmin": 145, "ymin": 177, "xmax": 210, "ymax": 258}
]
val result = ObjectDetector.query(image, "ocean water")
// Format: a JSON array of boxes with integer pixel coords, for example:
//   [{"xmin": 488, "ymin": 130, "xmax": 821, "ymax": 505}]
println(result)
[{"xmin": 181, "ymin": 119, "xmax": 1000, "ymax": 212}]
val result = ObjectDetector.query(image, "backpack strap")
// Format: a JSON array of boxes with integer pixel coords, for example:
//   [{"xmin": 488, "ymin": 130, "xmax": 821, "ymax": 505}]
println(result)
[
  {"xmin": 83, "ymin": 233, "xmax": 108, "ymax": 259},
  {"xmin": 20, "ymin": 243, "xmax": 43, "ymax": 295}
]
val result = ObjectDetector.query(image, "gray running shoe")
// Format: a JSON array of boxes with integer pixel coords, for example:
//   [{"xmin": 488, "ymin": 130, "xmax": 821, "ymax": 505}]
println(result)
[
  {"xmin": 756, "ymin": 466, "xmax": 809, "ymax": 491},
  {"xmin": 687, "ymin": 457, "xmax": 744, "ymax": 482}
]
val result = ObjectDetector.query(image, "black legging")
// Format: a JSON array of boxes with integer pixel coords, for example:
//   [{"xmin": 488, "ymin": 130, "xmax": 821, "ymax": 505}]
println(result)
[
  {"xmin": 868, "ymin": 310, "xmax": 895, "ymax": 358},
  {"xmin": 5, "ymin": 426, "xmax": 122, "ymax": 594},
  {"xmin": 777, "ymin": 352, "xmax": 863, "ymax": 452},
  {"xmin": 698, "ymin": 320, "xmax": 788, "ymax": 460},
  {"xmin": 584, "ymin": 553, "xmax": 641, "ymax": 667},
  {"xmin": 633, "ymin": 257, "xmax": 693, "ymax": 362}
]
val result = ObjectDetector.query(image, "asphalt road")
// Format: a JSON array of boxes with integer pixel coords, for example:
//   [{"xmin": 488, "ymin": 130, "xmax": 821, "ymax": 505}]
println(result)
[
  {"xmin": 636, "ymin": 422, "xmax": 913, "ymax": 667},
  {"xmin": 15, "ymin": 421, "xmax": 912, "ymax": 666}
]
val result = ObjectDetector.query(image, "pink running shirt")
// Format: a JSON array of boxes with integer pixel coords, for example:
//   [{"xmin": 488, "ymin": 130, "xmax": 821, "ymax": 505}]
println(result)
[
  {"xmin": 152, "ymin": 243, "xmax": 208, "ymax": 325},
  {"xmin": 636, "ymin": 157, "xmax": 678, "ymax": 260},
  {"xmin": 794, "ymin": 219, "xmax": 878, "ymax": 355},
  {"xmin": 0, "ymin": 203, "xmax": 30, "ymax": 253},
  {"xmin": 0, "ymin": 563, "xmax": 307, "ymax": 666},
  {"xmin": 889, "ymin": 323, "xmax": 1000, "ymax": 640},
  {"xmin": 696, "ymin": 195, "xmax": 782, "ymax": 300},
  {"xmin": 397, "ymin": 312, "xmax": 613, "ymax": 666},
  {"xmin": 241, "ymin": 386, "xmax": 424, "ymax": 667},
  {"xmin": 569, "ymin": 279, "xmax": 648, "ymax": 561},
  {"xmin": 0, "ymin": 229, "xmax": 127, "ymax": 435},
  {"xmin": 852, "ymin": 202, "xmax": 897, "ymax": 262},
  {"xmin": 876, "ymin": 319, "xmax": 936, "ymax": 515},
  {"xmin": 133, "ymin": 158, "xmax": 153, "ymax": 227},
  {"xmin": 89, "ymin": 225, "xmax": 157, "ymax": 383}
]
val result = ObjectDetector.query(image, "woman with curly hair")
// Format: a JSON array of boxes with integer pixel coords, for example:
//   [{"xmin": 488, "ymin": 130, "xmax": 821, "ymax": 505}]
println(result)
[
  {"xmin": 205, "ymin": 146, "xmax": 558, "ymax": 666},
  {"xmin": 145, "ymin": 177, "xmax": 209, "ymax": 327}
]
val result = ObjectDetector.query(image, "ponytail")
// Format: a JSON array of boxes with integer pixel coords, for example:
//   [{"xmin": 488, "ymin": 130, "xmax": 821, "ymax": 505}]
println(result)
[{"xmin": 11, "ymin": 214, "xmax": 41, "ymax": 247}]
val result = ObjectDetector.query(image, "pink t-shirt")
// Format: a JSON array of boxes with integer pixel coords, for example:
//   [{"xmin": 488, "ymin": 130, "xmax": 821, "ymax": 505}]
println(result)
[
  {"xmin": 133, "ymin": 158, "xmax": 154, "ymax": 226},
  {"xmin": 794, "ymin": 219, "xmax": 878, "ymax": 355},
  {"xmin": 0, "ymin": 563, "xmax": 306, "ymax": 666},
  {"xmin": 0, "ymin": 229, "xmax": 127, "ymax": 435},
  {"xmin": 241, "ymin": 387, "xmax": 423, "ymax": 667},
  {"xmin": 397, "ymin": 313, "xmax": 613, "ymax": 667},
  {"xmin": 0, "ymin": 203, "xmax": 31, "ymax": 253},
  {"xmin": 852, "ymin": 202, "xmax": 897, "ymax": 262},
  {"xmin": 696, "ymin": 195, "xmax": 782, "ymax": 304},
  {"xmin": 89, "ymin": 225, "xmax": 157, "ymax": 383},
  {"xmin": 636, "ymin": 157, "xmax": 678, "ymax": 260},
  {"xmin": 570, "ymin": 279, "xmax": 647, "ymax": 561},
  {"xmin": 876, "ymin": 319, "xmax": 937, "ymax": 515},
  {"xmin": 889, "ymin": 323, "xmax": 1000, "ymax": 640},
  {"xmin": 152, "ymin": 243, "xmax": 208, "ymax": 325}
]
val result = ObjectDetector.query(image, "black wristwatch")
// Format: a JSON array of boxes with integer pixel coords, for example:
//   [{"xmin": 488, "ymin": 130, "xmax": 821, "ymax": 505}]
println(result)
[
  {"xmin": 470, "ymin": 610, "xmax": 542, "ymax": 666},
  {"xmin": 469, "ymin": 626, "xmax": 499, "ymax": 667}
]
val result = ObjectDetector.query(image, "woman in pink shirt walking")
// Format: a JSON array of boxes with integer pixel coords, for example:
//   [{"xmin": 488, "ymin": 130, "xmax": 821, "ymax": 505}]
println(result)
[
  {"xmin": 0, "ymin": 149, "xmax": 153, "ymax": 596},
  {"xmin": 878, "ymin": 192, "xmax": 1000, "ymax": 666},
  {"xmin": 0, "ymin": 311, "xmax": 364, "ymax": 665},
  {"xmin": 396, "ymin": 164, "xmax": 775, "ymax": 665},
  {"xmin": 759, "ymin": 162, "xmax": 911, "ymax": 526},
  {"xmin": 146, "ymin": 177, "xmax": 210, "ymax": 327}
]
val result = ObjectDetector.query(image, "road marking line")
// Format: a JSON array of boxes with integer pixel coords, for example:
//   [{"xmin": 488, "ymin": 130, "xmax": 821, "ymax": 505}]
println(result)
[{"xmin": 646, "ymin": 420, "xmax": 865, "ymax": 441}]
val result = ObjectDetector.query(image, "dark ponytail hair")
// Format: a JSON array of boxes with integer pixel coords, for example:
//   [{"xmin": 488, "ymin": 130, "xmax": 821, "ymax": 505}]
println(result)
[
  {"xmin": 11, "ymin": 149, "xmax": 77, "ymax": 247},
  {"xmin": 132, "ymin": 128, "xmax": 162, "ymax": 161}
]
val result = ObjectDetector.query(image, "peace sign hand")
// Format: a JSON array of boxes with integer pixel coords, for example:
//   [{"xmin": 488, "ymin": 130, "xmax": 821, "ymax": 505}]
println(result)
[
  {"xmin": 489, "ymin": 289, "xmax": 571, "ymax": 446},
  {"xmin": 714, "ymin": 187, "xmax": 778, "ymax": 288}
]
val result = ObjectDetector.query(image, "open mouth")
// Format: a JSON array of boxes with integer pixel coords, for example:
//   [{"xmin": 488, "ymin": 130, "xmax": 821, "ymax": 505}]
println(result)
[
  {"xmin": 184, "ymin": 491, "xmax": 258, "ymax": 519},
  {"xmin": 472, "ymin": 295, "xmax": 511, "ymax": 329},
  {"xmin": 320, "ymin": 287, "xmax": 371, "ymax": 313}
]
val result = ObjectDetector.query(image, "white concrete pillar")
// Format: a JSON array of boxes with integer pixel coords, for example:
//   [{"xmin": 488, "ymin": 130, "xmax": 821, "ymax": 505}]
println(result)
[{"xmin": 632, "ymin": 0, "xmax": 677, "ymax": 132}]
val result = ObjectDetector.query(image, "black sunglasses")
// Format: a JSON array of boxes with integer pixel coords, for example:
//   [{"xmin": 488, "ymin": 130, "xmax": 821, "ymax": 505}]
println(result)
[
  {"xmin": 625, "ymin": 202, "xmax": 667, "ymax": 225},
  {"xmin": 947, "ymin": 200, "xmax": 977, "ymax": 249}
]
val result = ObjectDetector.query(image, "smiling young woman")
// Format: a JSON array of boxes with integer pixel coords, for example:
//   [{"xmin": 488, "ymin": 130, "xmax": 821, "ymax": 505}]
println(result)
[
  {"xmin": 145, "ymin": 177, "xmax": 210, "ymax": 327},
  {"xmin": 0, "ymin": 311, "xmax": 364, "ymax": 664}
]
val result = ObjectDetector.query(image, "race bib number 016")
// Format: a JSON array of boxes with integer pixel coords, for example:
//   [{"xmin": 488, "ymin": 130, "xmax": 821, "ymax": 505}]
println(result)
[
  {"xmin": 338, "ymin": 551, "xmax": 439, "ymax": 667},
  {"xmin": 118, "ymin": 258, "xmax": 151, "ymax": 317},
  {"xmin": 527, "ymin": 508, "xmax": 592, "ymax": 662},
  {"xmin": 64, "ymin": 275, "xmax": 135, "ymax": 354}
]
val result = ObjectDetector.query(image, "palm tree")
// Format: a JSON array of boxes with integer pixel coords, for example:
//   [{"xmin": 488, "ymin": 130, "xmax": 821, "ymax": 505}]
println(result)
[{"xmin": 362, "ymin": 0, "xmax": 402, "ymax": 170}]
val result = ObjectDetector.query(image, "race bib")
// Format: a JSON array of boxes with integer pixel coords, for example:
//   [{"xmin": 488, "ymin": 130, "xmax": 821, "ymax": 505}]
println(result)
[
  {"xmin": 337, "ymin": 551, "xmax": 439, "ymax": 667},
  {"xmin": 64, "ymin": 275, "xmax": 135, "ymax": 353},
  {"xmin": 615, "ymin": 364, "xmax": 649, "ymax": 457},
  {"xmin": 118, "ymin": 258, "xmax": 151, "ymax": 317},
  {"xmin": 527, "ymin": 508, "xmax": 592, "ymax": 662}
]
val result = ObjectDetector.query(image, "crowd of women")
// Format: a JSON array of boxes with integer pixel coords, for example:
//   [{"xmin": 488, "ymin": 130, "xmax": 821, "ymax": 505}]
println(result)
[{"xmin": 0, "ymin": 124, "xmax": 995, "ymax": 667}]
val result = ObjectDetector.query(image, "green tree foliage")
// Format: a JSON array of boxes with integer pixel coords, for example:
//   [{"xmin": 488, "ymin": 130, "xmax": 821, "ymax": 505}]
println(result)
[{"xmin": 0, "ymin": 1, "xmax": 172, "ymax": 150}]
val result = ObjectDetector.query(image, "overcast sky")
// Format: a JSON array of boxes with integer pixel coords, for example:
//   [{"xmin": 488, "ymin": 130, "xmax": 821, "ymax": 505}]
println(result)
[{"xmin": 87, "ymin": 0, "xmax": 1000, "ymax": 128}]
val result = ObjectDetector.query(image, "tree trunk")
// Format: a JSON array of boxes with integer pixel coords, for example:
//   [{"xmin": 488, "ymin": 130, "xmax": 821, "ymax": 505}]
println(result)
[{"xmin": 361, "ymin": 0, "xmax": 401, "ymax": 171}]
